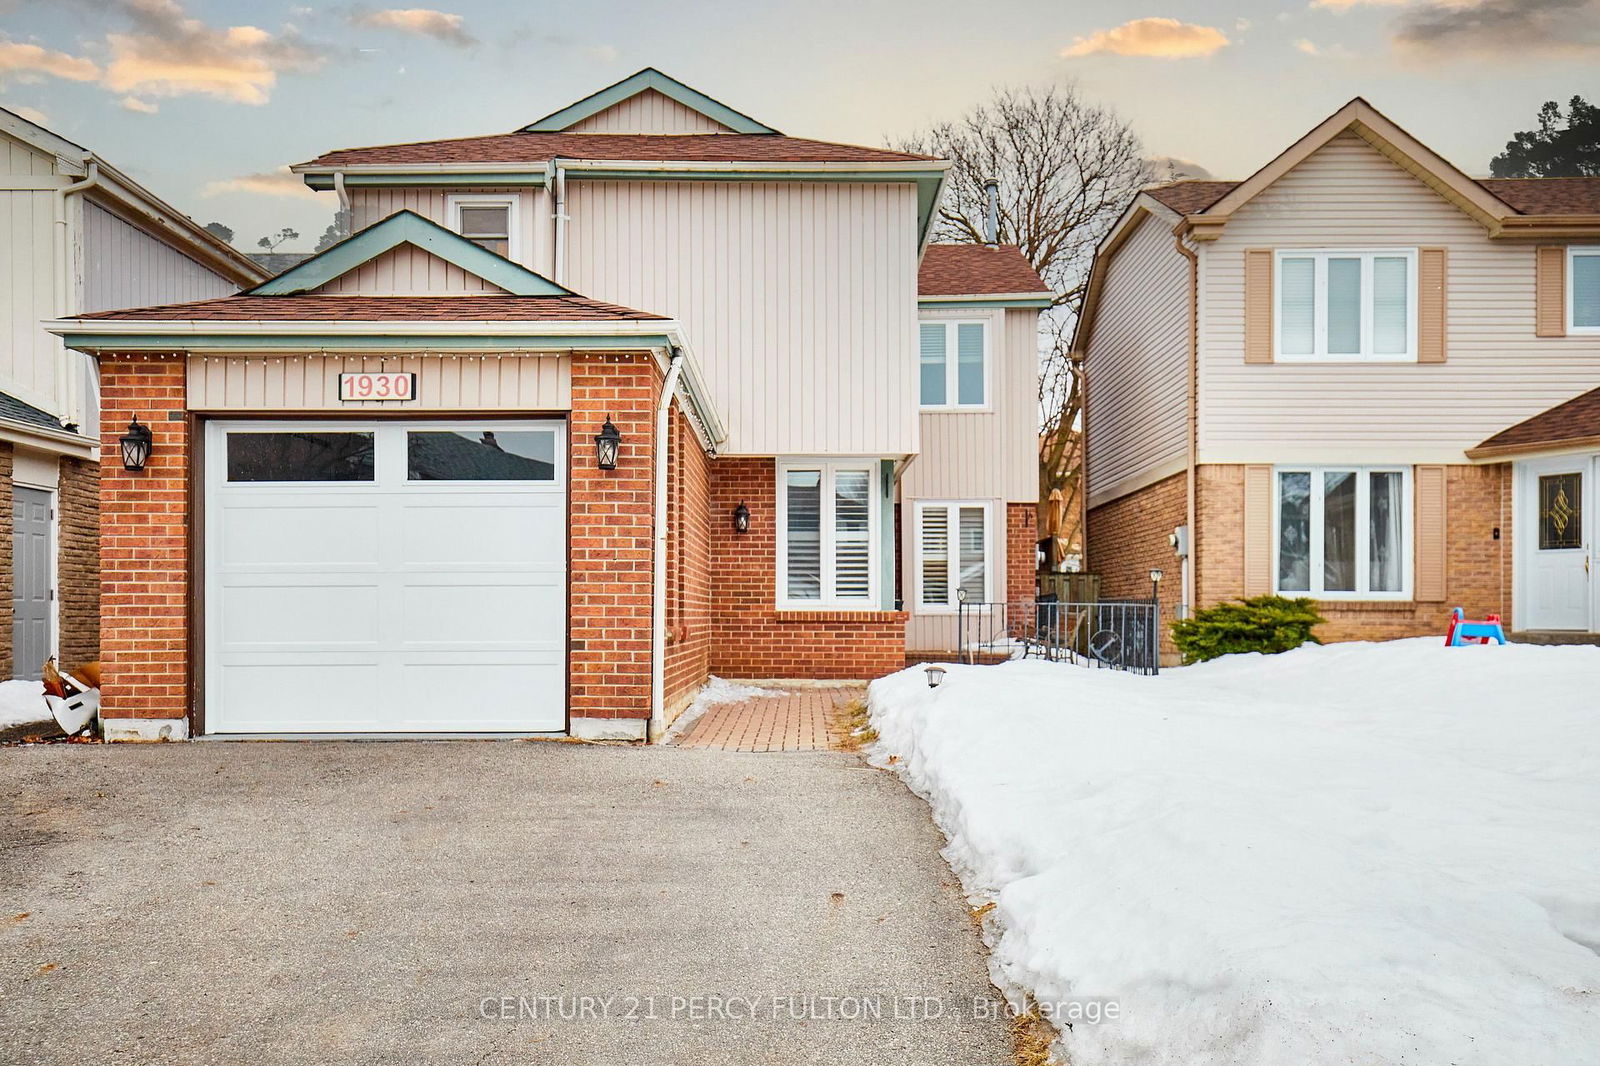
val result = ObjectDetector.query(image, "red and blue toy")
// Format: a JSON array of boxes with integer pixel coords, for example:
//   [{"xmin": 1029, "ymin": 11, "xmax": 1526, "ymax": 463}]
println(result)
[{"xmin": 1444, "ymin": 607, "xmax": 1506, "ymax": 646}]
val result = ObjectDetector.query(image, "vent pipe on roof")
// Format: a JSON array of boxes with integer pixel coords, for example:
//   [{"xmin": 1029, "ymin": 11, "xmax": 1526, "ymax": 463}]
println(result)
[{"xmin": 983, "ymin": 177, "xmax": 999, "ymax": 247}]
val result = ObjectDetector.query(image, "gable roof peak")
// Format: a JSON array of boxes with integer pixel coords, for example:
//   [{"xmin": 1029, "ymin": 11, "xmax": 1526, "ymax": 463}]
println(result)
[{"xmin": 520, "ymin": 68, "xmax": 778, "ymax": 135}]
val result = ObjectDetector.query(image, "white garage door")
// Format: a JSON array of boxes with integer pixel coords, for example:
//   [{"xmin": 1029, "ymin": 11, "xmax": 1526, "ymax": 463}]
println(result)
[{"xmin": 204, "ymin": 420, "xmax": 567, "ymax": 733}]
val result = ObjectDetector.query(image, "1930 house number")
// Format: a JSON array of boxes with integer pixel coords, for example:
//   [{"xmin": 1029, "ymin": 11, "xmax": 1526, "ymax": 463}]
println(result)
[{"xmin": 339, "ymin": 371, "xmax": 416, "ymax": 402}]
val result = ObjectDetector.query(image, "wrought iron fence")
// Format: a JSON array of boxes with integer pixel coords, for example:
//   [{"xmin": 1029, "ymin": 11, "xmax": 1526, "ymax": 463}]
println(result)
[{"xmin": 953, "ymin": 593, "xmax": 1161, "ymax": 675}]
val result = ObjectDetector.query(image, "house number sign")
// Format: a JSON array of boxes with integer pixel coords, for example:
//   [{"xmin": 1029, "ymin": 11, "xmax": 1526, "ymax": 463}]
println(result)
[{"xmin": 339, "ymin": 371, "xmax": 416, "ymax": 402}]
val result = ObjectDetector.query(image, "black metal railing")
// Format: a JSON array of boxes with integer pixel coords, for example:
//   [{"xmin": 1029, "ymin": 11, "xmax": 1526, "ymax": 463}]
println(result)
[{"xmin": 953, "ymin": 593, "xmax": 1161, "ymax": 675}]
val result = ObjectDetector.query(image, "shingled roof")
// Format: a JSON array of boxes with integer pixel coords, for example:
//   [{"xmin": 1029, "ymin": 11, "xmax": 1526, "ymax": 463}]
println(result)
[
  {"xmin": 918, "ymin": 245, "xmax": 1051, "ymax": 298},
  {"xmin": 301, "ymin": 132, "xmax": 938, "ymax": 169},
  {"xmin": 1147, "ymin": 176, "xmax": 1600, "ymax": 217},
  {"xmin": 72, "ymin": 294, "xmax": 668, "ymax": 322},
  {"xmin": 1470, "ymin": 385, "xmax": 1600, "ymax": 458}
]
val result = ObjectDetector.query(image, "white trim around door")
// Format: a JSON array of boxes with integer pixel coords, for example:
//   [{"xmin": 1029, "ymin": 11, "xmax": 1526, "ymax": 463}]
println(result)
[{"xmin": 1514, "ymin": 452, "xmax": 1595, "ymax": 632}]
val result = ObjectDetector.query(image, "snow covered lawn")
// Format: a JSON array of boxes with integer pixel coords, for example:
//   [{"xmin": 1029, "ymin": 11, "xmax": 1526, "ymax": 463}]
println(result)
[{"xmin": 869, "ymin": 639, "xmax": 1600, "ymax": 1065}]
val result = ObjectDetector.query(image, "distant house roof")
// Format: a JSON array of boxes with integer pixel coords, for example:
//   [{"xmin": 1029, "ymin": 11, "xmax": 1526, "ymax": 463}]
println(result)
[
  {"xmin": 299, "ymin": 132, "xmax": 938, "ymax": 170},
  {"xmin": 1469, "ymin": 385, "xmax": 1600, "ymax": 459},
  {"xmin": 249, "ymin": 252, "xmax": 314, "ymax": 276},
  {"xmin": 0, "ymin": 390, "xmax": 69, "ymax": 432},
  {"xmin": 70, "ymin": 294, "xmax": 667, "ymax": 323},
  {"xmin": 1147, "ymin": 175, "xmax": 1600, "ymax": 217},
  {"xmin": 918, "ymin": 245, "xmax": 1051, "ymax": 299}
]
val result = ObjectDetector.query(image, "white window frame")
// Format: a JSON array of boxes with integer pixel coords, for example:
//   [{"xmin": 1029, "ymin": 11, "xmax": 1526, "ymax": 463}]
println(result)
[
  {"xmin": 1272, "ymin": 465, "xmax": 1412, "ymax": 601},
  {"xmin": 1568, "ymin": 245, "xmax": 1600, "ymax": 335},
  {"xmin": 918, "ymin": 319, "xmax": 990, "ymax": 411},
  {"xmin": 1273, "ymin": 249, "xmax": 1419, "ymax": 363},
  {"xmin": 912, "ymin": 499, "xmax": 995, "ymax": 614},
  {"xmin": 447, "ymin": 194, "xmax": 521, "ymax": 262},
  {"xmin": 775, "ymin": 459, "xmax": 881, "ymax": 610}
]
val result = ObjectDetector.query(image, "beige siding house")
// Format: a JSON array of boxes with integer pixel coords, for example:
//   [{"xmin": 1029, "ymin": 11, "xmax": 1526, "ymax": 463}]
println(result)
[
  {"xmin": 1078, "ymin": 98, "xmax": 1600, "ymax": 648},
  {"xmin": 0, "ymin": 107, "xmax": 262, "ymax": 681}
]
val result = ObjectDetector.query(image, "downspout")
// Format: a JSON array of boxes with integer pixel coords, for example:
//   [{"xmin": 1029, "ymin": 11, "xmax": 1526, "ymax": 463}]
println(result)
[
  {"xmin": 54, "ymin": 159, "xmax": 100, "ymax": 431},
  {"xmin": 650, "ymin": 347, "xmax": 686, "ymax": 740},
  {"xmin": 333, "ymin": 171, "xmax": 350, "ymax": 239},
  {"xmin": 1172, "ymin": 226, "xmax": 1199, "ymax": 618},
  {"xmin": 551, "ymin": 160, "xmax": 568, "ymax": 284}
]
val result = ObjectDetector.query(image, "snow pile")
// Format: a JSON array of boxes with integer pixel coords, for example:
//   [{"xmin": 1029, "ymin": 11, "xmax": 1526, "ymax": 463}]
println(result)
[
  {"xmin": 0, "ymin": 679, "xmax": 52, "ymax": 740},
  {"xmin": 664, "ymin": 675, "xmax": 778, "ymax": 741},
  {"xmin": 869, "ymin": 639, "xmax": 1600, "ymax": 1065}
]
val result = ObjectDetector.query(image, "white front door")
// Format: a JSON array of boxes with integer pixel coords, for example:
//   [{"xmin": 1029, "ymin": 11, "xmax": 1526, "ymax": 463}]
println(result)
[
  {"xmin": 204, "ymin": 420, "xmax": 567, "ymax": 733},
  {"xmin": 1519, "ymin": 455, "xmax": 1592, "ymax": 631}
]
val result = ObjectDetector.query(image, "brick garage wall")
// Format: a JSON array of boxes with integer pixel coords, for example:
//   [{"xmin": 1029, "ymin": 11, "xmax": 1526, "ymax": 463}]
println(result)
[
  {"xmin": 1196, "ymin": 462, "xmax": 1512, "ymax": 642},
  {"xmin": 99, "ymin": 355, "xmax": 188, "ymax": 721},
  {"xmin": 0, "ymin": 443, "xmax": 11, "ymax": 676},
  {"xmin": 708, "ymin": 457, "xmax": 907, "ymax": 679},
  {"xmin": 663, "ymin": 406, "xmax": 712, "ymax": 717},
  {"xmin": 1006, "ymin": 502, "xmax": 1037, "ymax": 605},
  {"xmin": 568, "ymin": 351, "xmax": 660, "ymax": 724},
  {"xmin": 1087, "ymin": 471, "xmax": 1187, "ymax": 659},
  {"xmin": 57, "ymin": 456, "xmax": 100, "ymax": 667}
]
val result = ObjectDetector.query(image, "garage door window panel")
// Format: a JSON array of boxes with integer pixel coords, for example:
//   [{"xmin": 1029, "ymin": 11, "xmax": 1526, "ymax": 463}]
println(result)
[
  {"xmin": 407, "ymin": 429, "xmax": 558, "ymax": 482},
  {"xmin": 226, "ymin": 431, "xmax": 375, "ymax": 483}
]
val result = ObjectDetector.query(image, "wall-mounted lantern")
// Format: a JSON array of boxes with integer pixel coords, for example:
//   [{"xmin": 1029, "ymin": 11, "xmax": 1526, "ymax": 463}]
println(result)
[
  {"xmin": 924, "ymin": 664, "xmax": 946, "ymax": 689},
  {"xmin": 733, "ymin": 502, "xmax": 750, "ymax": 533},
  {"xmin": 119, "ymin": 416, "xmax": 154, "ymax": 472},
  {"xmin": 1149, "ymin": 567, "xmax": 1164, "ymax": 604},
  {"xmin": 594, "ymin": 417, "xmax": 621, "ymax": 471}
]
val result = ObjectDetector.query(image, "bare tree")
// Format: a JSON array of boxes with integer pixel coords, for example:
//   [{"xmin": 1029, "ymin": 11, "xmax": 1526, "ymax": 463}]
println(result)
[{"xmin": 899, "ymin": 84, "xmax": 1151, "ymax": 553}]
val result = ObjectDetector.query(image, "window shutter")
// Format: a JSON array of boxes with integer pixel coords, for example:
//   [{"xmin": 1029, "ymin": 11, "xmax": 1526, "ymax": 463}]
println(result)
[
  {"xmin": 1417, "ymin": 248, "xmax": 1447, "ymax": 363},
  {"xmin": 1414, "ymin": 465, "xmax": 1447, "ymax": 602},
  {"xmin": 833, "ymin": 470, "xmax": 872, "ymax": 600},
  {"xmin": 1535, "ymin": 246, "xmax": 1566, "ymax": 338},
  {"xmin": 1243, "ymin": 464, "xmax": 1273, "ymax": 596},
  {"xmin": 958, "ymin": 506, "xmax": 987, "ymax": 601},
  {"xmin": 920, "ymin": 506, "xmax": 949, "ymax": 606},
  {"xmin": 1244, "ymin": 249, "xmax": 1274, "ymax": 364}
]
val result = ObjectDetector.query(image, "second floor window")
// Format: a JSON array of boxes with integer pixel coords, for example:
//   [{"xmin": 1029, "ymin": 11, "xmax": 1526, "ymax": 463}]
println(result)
[
  {"xmin": 1571, "ymin": 247, "xmax": 1600, "ymax": 333},
  {"xmin": 1276, "ymin": 250, "xmax": 1416, "ymax": 362},
  {"xmin": 920, "ymin": 321, "xmax": 986, "ymax": 408},
  {"xmin": 449, "ymin": 196, "xmax": 515, "ymax": 257}
]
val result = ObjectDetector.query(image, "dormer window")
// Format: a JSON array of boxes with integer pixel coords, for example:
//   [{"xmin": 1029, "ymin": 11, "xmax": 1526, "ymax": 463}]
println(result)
[{"xmin": 448, "ymin": 195, "xmax": 518, "ymax": 259}]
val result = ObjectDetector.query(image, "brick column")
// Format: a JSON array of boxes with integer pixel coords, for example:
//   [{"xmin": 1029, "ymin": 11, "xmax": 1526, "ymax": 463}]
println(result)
[
  {"xmin": 567, "ymin": 351, "xmax": 659, "ymax": 735},
  {"xmin": 57, "ymin": 456, "xmax": 100, "ymax": 666},
  {"xmin": 1006, "ymin": 502, "xmax": 1037, "ymax": 605},
  {"xmin": 99, "ymin": 355, "xmax": 189, "ymax": 734}
]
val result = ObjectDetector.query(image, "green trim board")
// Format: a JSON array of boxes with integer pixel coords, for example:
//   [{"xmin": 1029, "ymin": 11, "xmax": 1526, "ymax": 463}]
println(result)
[
  {"xmin": 302, "ymin": 172, "xmax": 548, "ymax": 189},
  {"xmin": 61, "ymin": 333, "xmax": 676, "ymax": 352},
  {"xmin": 521, "ymin": 68, "xmax": 777, "ymax": 135},
  {"xmin": 250, "ymin": 210, "xmax": 571, "ymax": 297},
  {"xmin": 880, "ymin": 459, "xmax": 897, "ymax": 611}
]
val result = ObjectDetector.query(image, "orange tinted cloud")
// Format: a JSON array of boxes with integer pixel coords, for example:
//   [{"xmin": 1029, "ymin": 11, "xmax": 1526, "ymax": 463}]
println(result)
[
  {"xmin": 350, "ymin": 8, "xmax": 476, "ymax": 47},
  {"xmin": 1062, "ymin": 17, "xmax": 1230, "ymax": 58},
  {"xmin": 0, "ymin": 38, "xmax": 101, "ymax": 82}
]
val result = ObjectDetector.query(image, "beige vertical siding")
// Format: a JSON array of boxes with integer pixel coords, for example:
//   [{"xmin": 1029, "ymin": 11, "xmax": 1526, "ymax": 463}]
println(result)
[
  {"xmin": 565, "ymin": 90, "xmax": 732, "ymax": 134},
  {"xmin": 0, "ymin": 134, "xmax": 60, "ymax": 412},
  {"xmin": 1083, "ymin": 210, "xmax": 1191, "ymax": 506},
  {"xmin": 185, "ymin": 353, "xmax": 572, "ymax": 411},
  {"xmin": 316, "ymin": 244, "xmax": 506, "ymax": 294},
  {"xmin": 350, "ymin": 186, "xmax": 550, "ymax": 274},
  {"xmin": 80, "ymin": 201, "xmax": 239, "ymax": 313},
  {"xmin": 902, "ymin": 306, "xmax": 1037, "ymax": 503},
  {"xmin": 1198, "ymin": 131, "xmax": 1600, "ymax": 464},
  {"xmin": 566, "ymin": 179, "xmax": 920, "ymax": 456}
]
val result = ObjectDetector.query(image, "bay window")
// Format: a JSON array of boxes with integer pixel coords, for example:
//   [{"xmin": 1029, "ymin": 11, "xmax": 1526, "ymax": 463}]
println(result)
[
  {"xmin": 915, "ymin": 501, "xmax": 991, "ymax": 610},
  {"xmin": 777, "ymin": 461, "xmax": 879, "ymax": 608},
  {"xmin": 1275, "ymin": 249, "xmax": 1416, "ymax": 361},
  {"xmin": 1275, "ymin": 467, "xmax": 1410, "ymax": 598},
  {"xmin": 1571, "ymin": 247, "xmax": 1600, "ymax": 333},
  {"xmin": 919, "ymin": 321, "xmax": 987, "ymax": 408}
]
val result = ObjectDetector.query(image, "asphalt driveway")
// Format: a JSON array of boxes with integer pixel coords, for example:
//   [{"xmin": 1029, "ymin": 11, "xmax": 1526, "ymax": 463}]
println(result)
[{"xmin": 1, "ymin": 741, "xmax": 1011, "ymax": 1065}]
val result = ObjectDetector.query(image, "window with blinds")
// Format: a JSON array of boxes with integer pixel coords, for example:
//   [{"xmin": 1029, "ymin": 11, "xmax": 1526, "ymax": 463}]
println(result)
[
  {"xmin": 1275, "ymin": 250, "xmax": 1416, "ymax": 361},
  {"xmin": 1571, "ymin": 247, "xmax": 1600, "ymax": 333},
  {"xmin": 918, "ymin": 320, "xmax": 987, "ymax": 408},
  {"xmin": 778, "ymin": 462, "xmax": 879, "ymax": 607},
  {"xmin": 917, "ymin": 502, "xmax": 990, "ymax": 609}
]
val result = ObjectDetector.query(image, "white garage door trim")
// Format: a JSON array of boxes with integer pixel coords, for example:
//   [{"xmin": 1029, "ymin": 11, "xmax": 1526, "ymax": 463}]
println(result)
[{"xmin": 203, "ymin": 418, "xmax": 568, "ymax": 734}]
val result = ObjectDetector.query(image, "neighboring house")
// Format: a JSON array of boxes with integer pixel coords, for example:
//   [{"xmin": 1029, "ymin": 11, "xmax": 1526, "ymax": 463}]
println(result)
[
  {"xmin": 249, "ymin": 252, "xmax": 314, "ymax": 276},
  {"xmin": 0, "ymin": 107, "xmax": 263, "ymax": 681},
  {"xmin": 49, "ymin": 69, "xmax": 1048, "ymax": 741},
  {"xmin": 1075, "ymin": 98, "xmax": 1600, "ymax": 651}
]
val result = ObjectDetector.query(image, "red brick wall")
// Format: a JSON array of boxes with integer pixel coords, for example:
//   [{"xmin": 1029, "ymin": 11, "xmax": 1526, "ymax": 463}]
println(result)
[
  {"xmin": 58, "ymin": 456, "xmax": 100, "ymax": 667},
  {"xmin": 99, "ymin": 355, "xmax": 188, "ymax": 720},
  {"xmin": 1196, "ymin": 462, "xmax": 1512, "ymax": 642},
  {"xmin": 568, "ymin": 352, "xmax": 660, "ymax": 723},
  {"xmin": 708, "ymin": 457, "xmax": 907, "ymax": 679},
  {"xmin": 663, "ymin": 406, "xmax": 712, "ymax": 714},
  {"xmin": 1006, "ymin": 502, "xmax": 1037, "ymax": 605},
  {"xmin": 1087, "ymin": 472, "xmax": 1188, "ymax": 659}
]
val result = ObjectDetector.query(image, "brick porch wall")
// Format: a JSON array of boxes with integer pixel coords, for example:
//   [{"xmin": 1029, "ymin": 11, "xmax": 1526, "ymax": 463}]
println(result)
[
  {"xmin": 708, "ymin": 457, "xmax": 907, "ymax": 679},
  {"xmin": 1006, "ymin": 502, "xmax": 1037, "ymax": 605},
  {"xmin": 58, "ymin": 456, "xmax": 100, "ymax": 667},
  {"xmin": 1087, "ymin": 471, "xmax": 1188, "ymax": 659},
  {"xmin": 568, "ymin": 352, "xmax": 660, "ymax": 723},
  {"xmin": 99, "ymin": 355, "xmax": 188, "ymax": 720},
  {"xmin": 1196, "ymin": 462, "xmax": 1512, "ymax": 642},
  {"xmin": 663, "ymin": 406, "xmax": 712, "ymax": 717}
]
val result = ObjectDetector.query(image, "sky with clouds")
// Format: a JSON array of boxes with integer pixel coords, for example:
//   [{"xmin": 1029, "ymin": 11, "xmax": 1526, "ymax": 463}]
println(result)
[{"xmin": 0, "ymin": 0, "xmax": 1595, "ymax": 251}]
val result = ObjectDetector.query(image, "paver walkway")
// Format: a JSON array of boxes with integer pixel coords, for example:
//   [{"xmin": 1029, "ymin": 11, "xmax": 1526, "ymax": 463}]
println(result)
[{"xmin": 673, "ymin": 686, "xmax": 861, "ymax": 751}]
